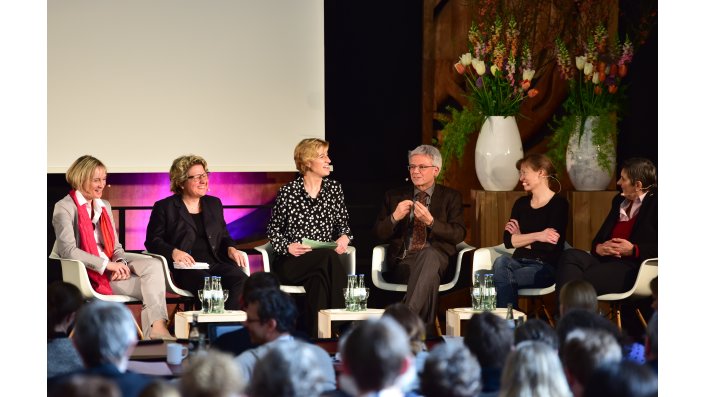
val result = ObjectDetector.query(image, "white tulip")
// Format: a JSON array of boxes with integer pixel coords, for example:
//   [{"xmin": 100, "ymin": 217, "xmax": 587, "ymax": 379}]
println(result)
[
  {"xmin": 583, "ymin": 62, "xmax": 593, "ymax": 76},
  {"xmin": 575, "ymin": 56, "xmax": 586, "ymax": 70},
  {"xmin": 460, "ymin": 53, "xmax": 473, "ymax": 66},
  {"xmin": 522, "ymin": 69, "xmax": 535, "ymax": 81},
  {"xmin": 592, "ymin": 72, "xmax": 599, "ymax": 84},
  {"xmin": 472, "ymin": 59, "xmax": 486, "ymax": 75}
]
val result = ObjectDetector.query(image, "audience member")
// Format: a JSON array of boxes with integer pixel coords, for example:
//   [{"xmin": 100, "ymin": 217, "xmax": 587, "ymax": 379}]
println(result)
[
  {"xmin": 180, "ymin": 349, "xmax": 244, "ymax": 397},
  {"xmin": 556, "ymin": 158, "xmax": 657, "ymax": 297},
  {"xmin": 234, "ymin": 288, "xmax": 335, "ymax": 390},
  {"xmin": 649, "ymin": 276, "xmax": 657, "ymax": 311},
  {"xmin": 559, "ymin": 279, "xmax": 598, "ymax": 316},
  {"xmin": 339, "ymin": 317, "xmax": 417, "ymax": 397},
  {"xmin": 52, "ymin": 155, "xmax": 172, "ymax": 339},
  {"xmin": 248, "ymin": 339, "xmax": 333, "ymax": 397},
  {"xmin": 560, "ymin": 328, "xmax": 623, "ymax": 397},
  {"xmin": 420, "ymin": 343, "xmax": 482, "ymax": 397},
  {"xmin": 645, "ymin": 311, "xmax": 657, "ymax": 375},
  {"xmin": 513, "ymin": 318, "xmax": 559, "ymax": 351},
  {"xmin": 463, "ymin": 311, "xmax": 514, "ymax": 396},
  {"xmin": 492, "ymin": 154, "xmax": 568, "ymax": 309},
  {"xmin": 47, "ymin": 281, "xmax": 84, "ymax": 378},
  {"xmin": 139, "ymin": 380, "xmax": 180, "ymax": 397},
  {"xmin": 499, "ymin": 340, "xmax": 571, "ymax": 397},
  {"xmin": 266, "ymin": 138, "xmax": 352, "ymax": 337},
  {"xmin": 555, "ymin": 308, "xmax": 622, "ymax": 347},
  {"xmin": 145, "ymin": 154, "xmax": 249, "ymax": 310},
  {"xmin": 49, "ymin": 301, "xmax": 154, "ymax": 397},
  {"xmin": 583, "ymin": 360, "xmax": 657, "ymax": 397},
  {"xmin": 211, "ymin": 271, "xmax": 282, "ymax": 356},
  {"xmin": 374, "ymin": 144, "xmax": 466, "ymax": 330},
  {"xmin": 49, "ymin": 374, "xmax": 121, "ymax": 397},
  {"xmin": 383, "ymin": 303, "xmax": 428, "ymax": 393}
]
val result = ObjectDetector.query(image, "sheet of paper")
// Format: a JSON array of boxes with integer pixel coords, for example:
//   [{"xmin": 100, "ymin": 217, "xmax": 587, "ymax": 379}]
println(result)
[
  {"xmin": 127, "ymin": 360, "xmax": 173, "ymax": 376},
  {"xmin": 173, "ymin": 262, "xmax": 210, "ymax": 269},
  {"xmin": 302, "ymin": 238, "xmax": 338, "ymax": 249}
]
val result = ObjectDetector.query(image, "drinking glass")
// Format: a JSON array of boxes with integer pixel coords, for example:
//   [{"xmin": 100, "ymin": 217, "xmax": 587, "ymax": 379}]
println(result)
[
  {"xmin": 197, "ymin": 289, "xmax": 205, "ymax": 313},
  {"xmin": 222, "ymin": 289, "xmax": 229, "ymax": 311},
  {"xmin": 343, "ymin": 288, "xmax": 357, "ymax": 311},
  {"xmin": 357, "ymin": 288, "xmax": 370, "ymax": 311}
]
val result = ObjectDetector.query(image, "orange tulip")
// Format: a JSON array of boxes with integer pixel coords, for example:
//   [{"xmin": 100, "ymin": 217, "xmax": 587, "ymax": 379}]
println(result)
[
  {"xmin": 599, "ymin": 71, "xmax": 606, "ymax": 82},
  {"xmin": 598, "ymin": 62, "xmax": 606, "ymax": 73},
  {"xmin": 454, "ymin": 62, "xmax": 466, "ymax": 74},
  {"xmin": 609, "ymin": 64, "xmax": 617, "ymax": 77},
  {"xmin": 521, "ymin": 80, "xmax": 531, "ymax": 90},
  {"xmin": 618, "ymin": 64, "xmax": 628, "ymax": 78},
  {"xmin": 594, "ymin": 86, "xmax": 602, "ymax": 95},
  {"xmin": 608, "ymin": 84, "xmax": 618, "ymax": 94},
  {"xmin": 528, "ymin": 88, "xmax": 539, "ymax": 98}
]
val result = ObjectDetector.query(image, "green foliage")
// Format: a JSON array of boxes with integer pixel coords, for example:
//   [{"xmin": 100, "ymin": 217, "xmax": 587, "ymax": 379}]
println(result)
[
  {"xmin": 435, "ymin": 105, "xmax": 485, "ymax": 180},
  {"xmin": 547, "ymin": 112, "xmax": 617, "ymax": 174}
]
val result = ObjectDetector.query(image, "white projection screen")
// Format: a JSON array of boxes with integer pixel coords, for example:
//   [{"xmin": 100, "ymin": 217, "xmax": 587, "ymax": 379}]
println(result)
[{"xmin": 48, "ymin": 0, "xmax": 324, "ymax": 173}]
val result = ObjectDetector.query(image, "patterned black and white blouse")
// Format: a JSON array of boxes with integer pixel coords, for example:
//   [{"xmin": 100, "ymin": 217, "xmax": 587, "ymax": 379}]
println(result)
[{"xmin": 267, "ymin": 176, "xmax": 353, "ymax": 256}]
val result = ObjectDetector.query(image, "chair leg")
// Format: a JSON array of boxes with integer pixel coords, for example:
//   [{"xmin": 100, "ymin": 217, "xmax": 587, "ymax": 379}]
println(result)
[
  {"xmin": 636, "ymin": 308, "xmax": 647, "ymax": 329},
  {"xmin": 616, "ymin": 305, "xmax": 622, "ymax": 332},
  {"xmin": 541, "ymin": 304, "xmax": 555, "ymax": 328},
  {"xmin": 132, "ymin": 316, "xmax": 144, "ymax": 340},
  {"xmin": 434, "ymin": 316, "xmax": 442, "ymax": 337}
]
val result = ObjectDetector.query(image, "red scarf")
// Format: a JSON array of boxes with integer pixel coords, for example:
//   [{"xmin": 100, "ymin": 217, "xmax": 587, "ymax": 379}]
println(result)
[{"xmin": 69, "ymin": 190, "xmax": 115, "ymax": 295}]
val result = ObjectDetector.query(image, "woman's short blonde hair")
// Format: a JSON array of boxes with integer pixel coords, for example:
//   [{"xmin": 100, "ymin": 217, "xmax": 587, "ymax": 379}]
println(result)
[
  {"xmin": 65, "ymin": 155, "xmax": 106, "ymax": 192},
  {"xmin": 169, "ymin": 155, "xmax": 208, "ymax": 194},
  {"xmin": 559, "ymin": 279, "xmax": 598, "ymax": 315},
  {"xmin": 294, "ymin": 138, "xmax": 329, "ymax": 174}
]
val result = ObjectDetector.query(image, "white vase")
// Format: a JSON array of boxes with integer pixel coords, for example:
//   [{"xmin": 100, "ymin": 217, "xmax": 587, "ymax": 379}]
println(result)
[
  {"xmin": 566, "ymin": 116, "xmax": 616, "ymax": 191},
  {"xmin": 474, "ymin": 116, "xmax": 523, "ymax": 191}
]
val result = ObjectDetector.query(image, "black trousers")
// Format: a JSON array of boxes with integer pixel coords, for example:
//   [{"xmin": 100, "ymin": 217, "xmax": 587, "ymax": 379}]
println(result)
[
  {"xmin": 172, "ymin": 262, "xmax": 248, "ymax": 310},
  {"xmin": 273, "ymin": 249, "xmax": 347, "ymax": 337},
  {"xmin": 555, "ymin": 248, "xmax": 639, "ymax": 298}
]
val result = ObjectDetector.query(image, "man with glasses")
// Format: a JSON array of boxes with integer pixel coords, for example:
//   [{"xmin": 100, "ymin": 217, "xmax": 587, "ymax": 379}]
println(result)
[
  {"xmin": 234, "ymin": 288, "xmax": 336, "ymax": 390},
  {"xmin": 374, "ymin": 145, "xmax": 466, "ymax": 331}
]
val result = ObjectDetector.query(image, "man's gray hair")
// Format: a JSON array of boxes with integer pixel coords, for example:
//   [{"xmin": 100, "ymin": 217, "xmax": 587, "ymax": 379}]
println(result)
[
  {"xmin": 73, "ymin": 301, "xmax": 137, "ymax": 367},
  {"xmin": 409, "ymin": 145, "xmax": 442, "ymax": 170}
]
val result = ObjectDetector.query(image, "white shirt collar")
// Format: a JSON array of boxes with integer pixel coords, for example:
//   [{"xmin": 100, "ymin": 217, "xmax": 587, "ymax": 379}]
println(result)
[{"xmin": 75, "ymin": 191, "xmax": 106, "ymax": 223}]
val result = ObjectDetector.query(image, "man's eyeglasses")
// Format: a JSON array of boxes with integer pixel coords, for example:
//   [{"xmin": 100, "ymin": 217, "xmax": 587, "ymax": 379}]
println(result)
[
  {"xmin": 187, "ymin": 172, "xmax": 210, "ymax": 181},
  {"xmin": 407, "ymin": 165, "xmax": 437, "ymax": 172}
]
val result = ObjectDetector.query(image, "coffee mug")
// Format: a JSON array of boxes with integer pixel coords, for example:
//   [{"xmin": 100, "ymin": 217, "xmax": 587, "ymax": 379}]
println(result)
[{"xmin": 166, "ymin": 343, "xmax": 188, "ymax": 365}]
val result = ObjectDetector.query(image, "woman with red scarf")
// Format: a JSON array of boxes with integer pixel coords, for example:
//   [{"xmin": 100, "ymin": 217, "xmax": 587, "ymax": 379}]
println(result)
[{"xmin": 52, "ymin": 155, "xmax": 173, "ymax": 340}]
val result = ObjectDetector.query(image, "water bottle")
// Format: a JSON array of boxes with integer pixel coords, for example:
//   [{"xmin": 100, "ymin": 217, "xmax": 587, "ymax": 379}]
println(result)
[
  {"xmin": 203, "ymin": 276, "xmax": 213, "ymax": 313},
  {"xmin": 345, "ymin": 274, "xmax": 356, "ymax": 311},
  {"xmin": 356, "ymin": 274, "xmax": 367, "ymax": 311},
  {"xmin": 483, "ymin": 274, "xmax": 496, "ymax": 311},
  {"xmin": 188, "ymin": 313, "xmax": 201, "ymax": 355},
  {"xmin": 212, "ymin": 276, "xmax": 224, "ymax": 313},
  {"xmin": 472, "ymin": 273, "xmax": 483, "ymax": 310}
]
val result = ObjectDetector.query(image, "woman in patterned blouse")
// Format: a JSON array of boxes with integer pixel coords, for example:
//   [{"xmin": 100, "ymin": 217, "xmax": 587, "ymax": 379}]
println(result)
[{"xmin": 266, "ymin": 138, "xmax": 353, "ymax": 337}]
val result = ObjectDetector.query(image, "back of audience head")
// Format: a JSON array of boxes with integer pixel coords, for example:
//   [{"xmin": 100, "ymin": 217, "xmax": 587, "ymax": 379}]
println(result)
[
  {"xmin": 556, "ymin": 308, "xmax": 621, "ymax": 347},
  {"xmin": 560, "ymin": 328, "xmax": 622, "ymax": 396},
  {"xmin": 499, "ymin": 340, "xmax": 571, "ymax": 397},
  {"xmin": 245, "ymin": 287, "xmax": 298, "ymax": 335},
  {"xmin": 463, "ymin": 311, "xmax": 514, "ymax": 368},
  {"xmin": 72, "ymin": 300, "xmax": 137, "ymax": 369},
  {"xmin": 48, "ymin": 281, "xmax": 83, "ymax": 339},
  {"xmin": 583, "ymin": 360, "xmax": 657, "ymax": 397},
  {"xmin": 559, "ymin": 280, "xmax": 598, "ymax": 316},
  {"xmin": 649, "ymin": 276, "xmax": 657, "ymax": 311},
  {"xmin": 341, "ymin": 317, "xmax": 411, "ymax": 393},
  {"xmin": 180, "ymin": 350, "xmax": 243, "ymax": 397},
  {"xmin": 383, "ymin": 302, "xmax": 427, "ymax": 355},
  {"xmin": 248, "ymin": 339, "xmax": 331, "ymax": 397},
  {"xmin": 240, "ymin": 271, "xmax": 281, "ymax": 308},
  {"xmin": 513, "ymin": 318, "xmax": 559, "ymax": 351},
  {"xmin": 420, "ymin": 343, "xmax": 482, "ymax": 397},
  {"xmin": 646, "ymin": 311, "xmax": 657, "ymax": 361},
  {"xmin": 49, "ymin": 374, "xmax": 120, "ymax": 397},
  {"xmin": 139, "ymin": 379, "xmax": 180, "ymax": 397}
]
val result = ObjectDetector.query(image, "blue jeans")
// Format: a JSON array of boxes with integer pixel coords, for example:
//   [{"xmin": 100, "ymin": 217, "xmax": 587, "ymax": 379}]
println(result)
[{"xmin": 492, "ymin": 256, "xmax": 555, "ymax": 308}]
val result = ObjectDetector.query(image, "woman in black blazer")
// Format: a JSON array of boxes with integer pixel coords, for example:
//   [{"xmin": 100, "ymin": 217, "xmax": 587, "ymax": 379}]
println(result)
[
  {"xmin": 556, "ymin": 157, "xmax": 657, "ymax": 297},
  {"xmin": 145, "ymin": 155, "xmax": 248, "ymax": 309}
]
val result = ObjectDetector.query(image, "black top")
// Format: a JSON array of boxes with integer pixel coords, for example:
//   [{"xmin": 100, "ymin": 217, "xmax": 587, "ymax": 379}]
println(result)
[
  {"xmin": 504, "ymin": 194, "xmax": 569, "ymax": 266},
  {"xmin": 190, "ymin": 212, "xmax": 219, "ymax": 265}
]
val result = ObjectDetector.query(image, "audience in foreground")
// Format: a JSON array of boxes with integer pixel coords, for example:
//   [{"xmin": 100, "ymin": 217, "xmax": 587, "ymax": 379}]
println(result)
[
  {"xmin": 383, "ymin": 302, "xmax": 429, "ymax": 394},
  {"xmin": 49, "ymin": 301, "xmax": 153, "ymax": 397},
  {"xmin": 420, "ymin": 343, "xmax": 482, "ymax": 397},
  {"xmin": 513, "ymin": 318, "xmax": 559, "ymax": 351},
  {"xmin": 499, "ymin": 340, "xmax": 572, "ymax": 397},
  {"xmin": 584, "ymin": 360, "xmax": 657, "ymax": 397},
  {"xmin": 463, "ymin": 311, "xmax": 514, "ymax": 397},
  {"xmin": 560, "ymin": 328, "xmax": 623, "ymax": 397},
  {"xmin": 47, "ymin": 281, "xmax": 84, "ymax": 378},
  {"xmin": 180, "ymin": 350, "xmax": 243, "ymax": 397}
]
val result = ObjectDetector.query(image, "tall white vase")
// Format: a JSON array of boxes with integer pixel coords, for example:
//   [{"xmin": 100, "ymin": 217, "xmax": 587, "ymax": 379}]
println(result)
[
  {"xmin": 474, "ymin": 116, "xmax": 523, "ymax": 191},
  {"xmin": 566, "ymin": 116, "xmax": 616, "ymax": 191}
]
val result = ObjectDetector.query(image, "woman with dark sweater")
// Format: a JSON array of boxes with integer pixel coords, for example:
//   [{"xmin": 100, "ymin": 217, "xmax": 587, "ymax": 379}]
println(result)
[
  {"xmin": 47, "ymin": 281, "xmax": 84, "ymax": 378},
  {"xmin": 556, "ymin": 157, "xmax": 657, "ymax": 296},
  {"xmin": 493, "ymin": 154, "xmax": 569, "ymax": 308}
]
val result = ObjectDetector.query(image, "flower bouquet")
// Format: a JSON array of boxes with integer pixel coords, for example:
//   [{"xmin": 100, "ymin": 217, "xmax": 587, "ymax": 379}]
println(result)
[
  {"xmin": 438, "ymin": 16, "xmax": 539, "ymax": 165},
  {"xmin": 547, "ymin": 23, "xmax": 634, "ymax": 174}
]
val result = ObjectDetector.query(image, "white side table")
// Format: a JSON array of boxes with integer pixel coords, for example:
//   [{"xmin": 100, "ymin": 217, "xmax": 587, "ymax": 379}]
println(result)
[
  {"xmin": 446, "ymin": 307, "xmax": 527, "ymax": 336},
  {"xmin": 174, "ymin": 310, "xmax": 247, "ymax": 339},
  {"xmin": 317, "ymin": 308, "xmax": 385, "ymax": 338}
]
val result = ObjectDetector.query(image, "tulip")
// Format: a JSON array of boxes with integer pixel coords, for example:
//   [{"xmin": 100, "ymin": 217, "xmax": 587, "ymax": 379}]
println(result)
[
  {"xmin": 454, "ymin": 62, "xmax": 466, "ymax": 74},
  {"xmin": 609, "ymin": 64, "xmax": 617, "ymax": 77},
  {"xmin": 521, "ymin": 79, "xmax": 530, "ymax": 90},
  {"xmin": 618, "ymin": 64, "xmax": 628, "ymax": 78},
  {"xmin": 592, "ymin": 72, "xmax": 600, "ymax": 84},
  {"xmin": 460, "ymin": 53, "xmax": 473, "ymax": 66},
  {"xmin": 598, "ymin": 71, "xmax": 606, "ymax": 82},
  {"xmin": 583, "ymin": 62, "xmax": 594, "ymax": 76},
  {"xmin": 522, "ymin": 69, "xmax": 535, "ymax": 81},
  {"xmin": 528, "ymin": 88, "xmax": 539, "ymax": 98},
  {"xmin": 598, "ymin": 62, "xmax": 606, "ymax": 73},
  {"xmin": 476, "ymin": 77, "xmax": 484, "ymax": 88},
  {"xmin": 490, "ymin": 64, "xmax": 499, "ymax": 77},
  {"xmin": 594, "ymin": 86, "xmax": 602, "ymax": 95},
  {"xmin": 472, "ymin": 59, "xmax": 486, "ymax": 76},
  {"xmin": 608, "ymin": 84, "xmax": 618, "ymax": 94},
  {"xmin": 575, "ymin": 56, "xmax": 586, "ymax": 70}
]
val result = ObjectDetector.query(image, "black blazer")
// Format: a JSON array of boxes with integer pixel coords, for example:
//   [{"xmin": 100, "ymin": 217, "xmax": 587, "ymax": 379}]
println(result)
[
  {"xmin": 145, "ymin": 194, "xmax": 238, "ymax": 270},
  {"xmin": 591, "ymin": 190, "xmax": 658, "ymax": 263},
  {"xmin": 374, "ymin": 183, "xmax": 466, "ymax": 263}
]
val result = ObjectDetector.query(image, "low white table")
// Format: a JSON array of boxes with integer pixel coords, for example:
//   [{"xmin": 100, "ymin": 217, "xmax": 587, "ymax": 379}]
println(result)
[
  {"xmin": 174, "ymin": 310, "xmax": 246, "ymax": 339},
  {"xmin": 446, "ymin": 307, "xmax": 527, "ymax": 336},
  {"xmin": 317, "ymin": 308, "xmax": 385, "ymax": 338}
]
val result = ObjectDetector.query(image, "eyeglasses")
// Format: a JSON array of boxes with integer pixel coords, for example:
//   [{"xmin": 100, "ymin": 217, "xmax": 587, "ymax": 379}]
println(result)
[
  {"xmin": 408, "ymin": 165, "xmax": 437, "ymax": 172},
  {"xmin": 187, "ymin": 172, "xmax": 210, "ymax": 181}
]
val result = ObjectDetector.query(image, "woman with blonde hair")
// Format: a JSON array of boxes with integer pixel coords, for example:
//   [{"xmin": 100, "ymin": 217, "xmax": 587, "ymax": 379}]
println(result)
[
  {"xmin": 499, "ymin": 340, "xmax": 572, "ymax": 397},
  {"xmin": 266, "ymin": 138, "xmax": 352, "ymax": 337},
  {"xmin": 559, "ymin": 279, "xmax": 598, "ymax": 316},
  {"xmin": 52, "ymin": 155, "xmax": 173, "ymax": 340}
]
